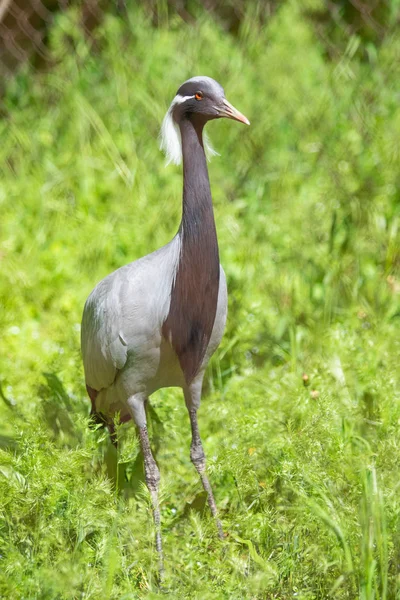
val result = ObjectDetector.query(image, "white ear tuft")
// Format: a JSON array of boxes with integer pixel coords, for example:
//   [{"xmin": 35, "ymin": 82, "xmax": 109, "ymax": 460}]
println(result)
[{"xmin": 159, "ymin": 102, "xmax": 182, "ymax": 166}]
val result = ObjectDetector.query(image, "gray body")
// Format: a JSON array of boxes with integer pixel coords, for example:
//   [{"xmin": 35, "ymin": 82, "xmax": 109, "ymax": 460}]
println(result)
[{"xmin": 81, "ymin": 235, "xmax": 227, "ymax": 426}]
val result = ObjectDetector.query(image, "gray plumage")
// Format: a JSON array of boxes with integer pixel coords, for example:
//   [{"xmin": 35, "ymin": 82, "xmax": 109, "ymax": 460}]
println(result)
[
  {"xmin": 82, "ymin": 236, "xmax": 227, "ymax": 425},
  {"xmin": 81, "ymin": 76, "xmax": 249, "ymax": 578}
]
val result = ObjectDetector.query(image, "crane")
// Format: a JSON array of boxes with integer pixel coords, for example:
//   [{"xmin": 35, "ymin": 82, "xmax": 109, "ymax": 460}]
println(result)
[{"xmin": 81, "ymin": 76, "xmax": 250, "ymax": 576}]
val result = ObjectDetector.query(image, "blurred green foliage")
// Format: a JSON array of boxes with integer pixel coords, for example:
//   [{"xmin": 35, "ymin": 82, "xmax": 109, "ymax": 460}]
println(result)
[{"xmin": 0, "ymin": 1, "xmax": 399, "ymax": 598}]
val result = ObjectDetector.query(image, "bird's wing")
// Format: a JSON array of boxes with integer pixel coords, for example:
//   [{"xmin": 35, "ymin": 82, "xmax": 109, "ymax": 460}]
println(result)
[
  {"xmin": 81, "ymin": 237, "xmax": 182, "ymax": 392},
  {"xmin": 81, "ymin": 270, "xmax": 130, "ymax": 391}
]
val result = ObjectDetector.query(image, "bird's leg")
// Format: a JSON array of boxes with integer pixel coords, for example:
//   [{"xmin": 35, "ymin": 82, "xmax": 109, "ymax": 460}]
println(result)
[
  {"xmin": 127, "ymin": 395, "xmax": 164, "ymax": 580},
  {"xmin": 187, "ymin": 404, "xmax": 224, "ymax": 540},
  {"xmin": 138, "ymin": 425, "xmax": 164, "ymax": 577}
]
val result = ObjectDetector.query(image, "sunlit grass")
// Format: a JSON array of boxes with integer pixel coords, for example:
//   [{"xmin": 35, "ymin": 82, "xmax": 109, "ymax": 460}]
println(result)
[{"xmin": 0, "ymin": 3, "xmax": 400, "ymax": 598}]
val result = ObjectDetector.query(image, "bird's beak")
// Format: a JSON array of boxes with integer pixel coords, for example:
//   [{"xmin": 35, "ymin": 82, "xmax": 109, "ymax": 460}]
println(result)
[{"xmin": 218, "ymin": 98, "xmax": 250, "ymax": 125}]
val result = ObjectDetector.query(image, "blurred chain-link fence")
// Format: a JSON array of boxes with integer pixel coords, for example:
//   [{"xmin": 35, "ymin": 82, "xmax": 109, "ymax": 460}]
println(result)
[
  {"xmin": 0, "ymin": 0, "xmax": 122, "ymax": 78},
  {"xmin": 0, "ymin": 0, "xmax": 398, "ymax": 83}
]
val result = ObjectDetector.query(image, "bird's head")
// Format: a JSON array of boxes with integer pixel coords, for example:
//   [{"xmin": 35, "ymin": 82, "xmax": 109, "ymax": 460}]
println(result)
[
  {"xmin": 160, "ymin": 76, "xmax": 250, "ymax": 165},
  {"xmin": 172, "ymin": 76, "xmax": 250, "ymax": 127}
]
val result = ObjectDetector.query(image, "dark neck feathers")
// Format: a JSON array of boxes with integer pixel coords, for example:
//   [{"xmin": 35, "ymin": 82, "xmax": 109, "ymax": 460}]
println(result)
[
  {"xmin": 180, "ymin": 119, "xmax": 213, "ymax": 232},
  {"xmin": 163, "ymin": 117, "xmax": 220, "ymax": 383}
]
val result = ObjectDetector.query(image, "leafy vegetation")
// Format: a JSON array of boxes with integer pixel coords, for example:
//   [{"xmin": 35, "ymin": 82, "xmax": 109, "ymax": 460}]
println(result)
[{"xmin": 0, "ymin": 2, "xmax": 399, "ymax": 598}]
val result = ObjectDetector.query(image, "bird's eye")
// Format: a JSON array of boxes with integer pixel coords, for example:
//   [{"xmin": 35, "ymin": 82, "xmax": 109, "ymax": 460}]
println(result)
[{"xmin": 195, "ymin": 91, "xmax": 203, "ymax": 101}]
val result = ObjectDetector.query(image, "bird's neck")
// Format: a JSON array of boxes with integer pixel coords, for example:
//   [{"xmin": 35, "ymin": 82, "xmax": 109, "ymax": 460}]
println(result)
[
  {"xmin": 180, "ymin": 118, "xmax": 216, "ymax": 239},
  {"xmin": 162, "ymin": 118, "xmax": 220, "ymax": 384},
  {"xmin": 179, "ymin": 117, "xmax": 219, "ymax": 279}
]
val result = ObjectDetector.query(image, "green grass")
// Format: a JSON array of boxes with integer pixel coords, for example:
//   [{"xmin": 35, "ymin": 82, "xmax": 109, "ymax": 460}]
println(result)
[{"xmin": 1, "ymin": 2, "xmax": 400, "ymax": 598}]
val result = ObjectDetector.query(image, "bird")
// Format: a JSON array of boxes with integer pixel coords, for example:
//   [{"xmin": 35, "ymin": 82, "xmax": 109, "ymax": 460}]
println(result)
[{"xmin": 81, "ymin": 76, "xmax": 250, "ymax": 576}]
